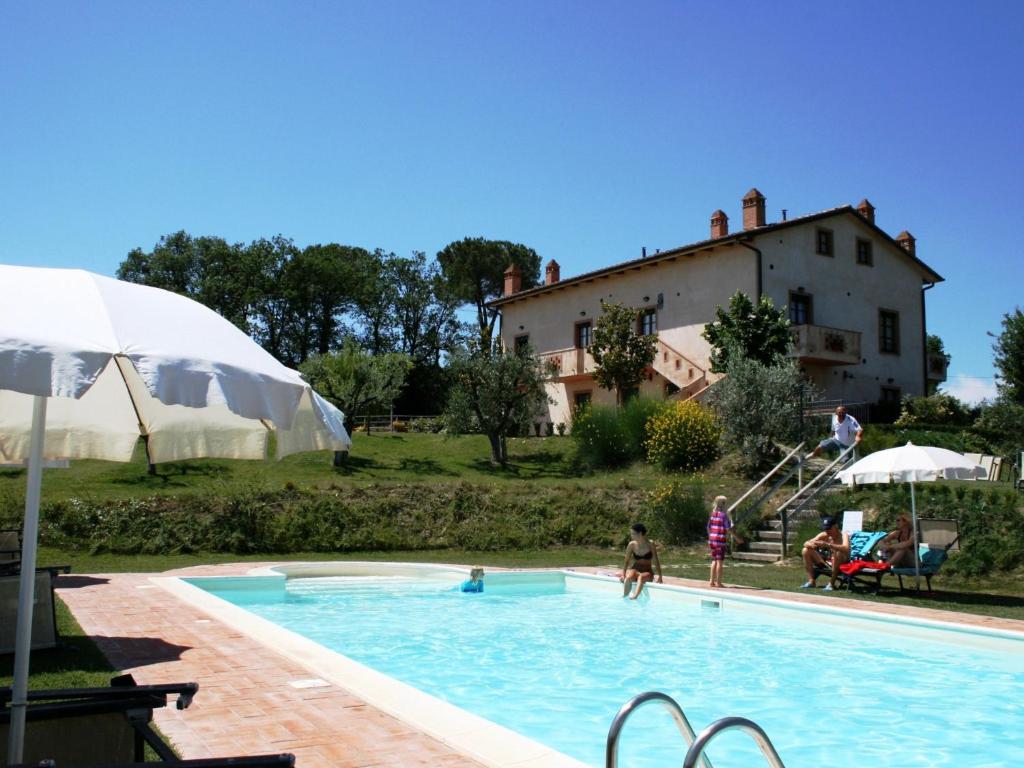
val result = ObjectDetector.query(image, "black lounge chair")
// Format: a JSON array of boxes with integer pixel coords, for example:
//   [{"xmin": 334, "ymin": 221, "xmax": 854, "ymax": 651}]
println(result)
[{"xmin": 1, "ymin": 675, "xmax": 293, "ymax": 768}]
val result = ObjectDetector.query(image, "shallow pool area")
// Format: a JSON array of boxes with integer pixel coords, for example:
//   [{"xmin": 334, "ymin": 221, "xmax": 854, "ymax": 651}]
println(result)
[{"xmin": 181, "ymin": 567, "xmax": 1024, "ymax": 768}]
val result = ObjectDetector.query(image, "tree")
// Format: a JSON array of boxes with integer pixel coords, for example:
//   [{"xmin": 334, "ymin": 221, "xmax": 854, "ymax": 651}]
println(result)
[
  {"xmin": 704, "ymin": 349, "xmax": 810, "ymax": 476},
  {"xmin": 444, "ymin": 342, "xmax": 549, "ymax": 465},
  {"xmin": 926, "ymin": 334, "xmax": 952, "ymax": 395},
  {"xmin": 701, "ymin": 291, "xmax": 791, "ymax": 373},
  {"xmin": 299, "ymin": 340, "xmax": 412, "ymax": 447},
  {"xmin": 993, "ymin": 306, "xmax": 1024, "ymax": 405},
  {"xmin": 437, "ymin": 237, "xmax": 541, "ymax": 348},
  {"xmin": 589, "ymin": 301, "xmax": 657, "ymax": 404}
]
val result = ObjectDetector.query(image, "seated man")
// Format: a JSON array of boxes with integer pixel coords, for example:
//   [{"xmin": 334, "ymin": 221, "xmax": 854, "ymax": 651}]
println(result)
[
  {"xmin": 800, "ymin": 516, "xmax": 851, "ymax": 591},
  {"xmin": 809, "ymin": 405, "xmax": 863, "ymax": 460}
]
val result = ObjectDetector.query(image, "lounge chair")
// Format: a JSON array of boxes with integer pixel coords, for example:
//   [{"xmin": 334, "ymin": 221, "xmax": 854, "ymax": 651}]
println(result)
[
  {"xmin": 1, "ymin": 675, "xmax": 294, "ymax": 768},
  {"xmin": 813, "ymin": 530, "xmax": 887, "ymax": 587},
  {"xmin": 885, "ymin": 518, "xmax": 960, "ymax": 593}
]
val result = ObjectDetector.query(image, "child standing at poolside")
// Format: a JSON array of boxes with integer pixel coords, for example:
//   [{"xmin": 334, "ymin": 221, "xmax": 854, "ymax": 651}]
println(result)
[
  {"xmin": 461, "ymin": 566, "xmax": 485, "ymax": 593},
  {"xmin": 707, "ymin": 495, "xmax": 731, "ymax": 588}
]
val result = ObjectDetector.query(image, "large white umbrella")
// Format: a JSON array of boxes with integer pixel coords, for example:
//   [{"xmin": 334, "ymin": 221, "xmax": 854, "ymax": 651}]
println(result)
[
  {"xmin": 835, "ymin": 442, "xmax": 985, "ymax": 589},
  {"xmin": 0, "ymin": 264, "xmax": 351, "ymax": 764}
]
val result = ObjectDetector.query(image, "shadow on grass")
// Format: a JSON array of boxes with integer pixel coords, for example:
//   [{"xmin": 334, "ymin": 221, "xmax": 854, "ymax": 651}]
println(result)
[
  {"xmin": 396, "ymin": 457, "xmax": 456, "ymax": 476},
  {"xmin": 329, "ymin": 455, "xmax": 382, "ymax": 475},
  {"xmin": 470, "ymin": 449, "xmax": 582, "ymax": 479},
  {"xmin": 111, "ymin": 461, "xmax": 231, "ymax": 487},
  {"xmin": 906, "ymin": 589, "xmax": 1024, "ymax": 610}
]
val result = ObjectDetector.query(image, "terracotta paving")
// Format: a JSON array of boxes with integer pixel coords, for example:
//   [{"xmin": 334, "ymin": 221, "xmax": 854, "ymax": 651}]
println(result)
[
  {"xmin": 55, "ymin": 562, "xmax": 1024, "ymax": 768},
  {"xmin": 56, "ymin": 564, "xmax": 484, "ymax": 768}
]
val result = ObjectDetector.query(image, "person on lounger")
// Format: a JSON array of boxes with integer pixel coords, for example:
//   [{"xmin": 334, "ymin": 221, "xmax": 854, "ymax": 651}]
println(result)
[
  {"xmin": 799, "ymin": 516, "xmax": 850, "ymax": 591},
  {"xmin": 879, "ymin": 514, "xmax": 915, "ymax": 567}
]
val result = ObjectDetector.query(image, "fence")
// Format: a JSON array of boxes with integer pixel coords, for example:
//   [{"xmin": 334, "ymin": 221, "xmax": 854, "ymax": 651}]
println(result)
[{"xmin": 350, "ymin": 413, "xmax": 442, "ymax": 434}]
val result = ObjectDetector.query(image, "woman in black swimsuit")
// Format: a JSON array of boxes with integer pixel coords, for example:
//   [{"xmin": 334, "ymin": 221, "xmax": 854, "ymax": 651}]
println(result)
[
  {"xmin": 620, "ymin": 522, "xmax": 663, "ymax": 599},
  {"xmin": 880, "ymin": 514, "xmax": 915, "ymax": 567}
]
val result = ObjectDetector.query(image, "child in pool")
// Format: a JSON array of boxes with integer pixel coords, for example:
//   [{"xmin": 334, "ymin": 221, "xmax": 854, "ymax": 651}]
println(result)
[{"xmin": 461, "ymin": 566, "xmax": 485, "ymax": 593}]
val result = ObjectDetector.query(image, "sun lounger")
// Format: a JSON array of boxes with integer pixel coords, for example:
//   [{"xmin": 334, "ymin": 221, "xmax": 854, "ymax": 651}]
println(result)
[
  {"xmin": 813, "ymin": 530, "xmax": 886, "ymax": 587},
  {"xmin": 887, "ymin": 518, "xmax": 960, "ymax": 593},
  {"xmin": 2, "ymin": 675, "xmax": 295, "ymax": 768}
]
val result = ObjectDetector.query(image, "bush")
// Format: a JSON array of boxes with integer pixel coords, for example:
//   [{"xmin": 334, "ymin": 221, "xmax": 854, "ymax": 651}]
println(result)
[
  {"xmin": 704, "ymin": 352, "xmax": 807, "ymax": 476},
  {"xmin": 894, "ymin": 393, "xmax": 974, "ymax": 427},
  {"xmin": 411, "ymin": 416, "xmax": 445, "ymax": 433},
  {"xmin": 620, "ymin": 397, "xmax": 666, "ymax": 458},
  {"xmin": 571, "ymin": 404, "xmax": 632, "ymax": 468},
  {"xmin": 646, "ymin": 479, "xmax": 706, "ymax": 545},
  {"xmin": 644, "ymin": 401, "xmax": 720, "ymax": 471}
]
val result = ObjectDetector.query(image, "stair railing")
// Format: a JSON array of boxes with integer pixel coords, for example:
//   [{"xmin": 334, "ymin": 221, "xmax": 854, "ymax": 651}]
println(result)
[
  {"xmin": 777, "ymin": 444, "xmax": 856, "ymax": 557},
  {"xmin": 682, "ymin": 716, "xmax": 786, "ymax": 768},
  {"xmin": 728, "ymin": 442, "xmax": 805, "ymax": 531}
]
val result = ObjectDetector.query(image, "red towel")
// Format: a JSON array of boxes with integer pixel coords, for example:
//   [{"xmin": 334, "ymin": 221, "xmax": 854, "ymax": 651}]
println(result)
[{"xmin": 839, "ymin": 560, "xmax": 891, "ymax": 576}]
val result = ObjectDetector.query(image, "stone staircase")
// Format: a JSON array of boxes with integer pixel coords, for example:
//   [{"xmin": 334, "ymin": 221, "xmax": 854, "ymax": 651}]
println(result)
[{"xmin": 730, "ymin": 449, "xmax": 853, "ymax": 563}]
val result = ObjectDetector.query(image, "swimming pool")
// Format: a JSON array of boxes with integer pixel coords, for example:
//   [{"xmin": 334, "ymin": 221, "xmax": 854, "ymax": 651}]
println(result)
[{"xmin": 177, "ymin": 566, "xmax": 1024, "ymax": 768}]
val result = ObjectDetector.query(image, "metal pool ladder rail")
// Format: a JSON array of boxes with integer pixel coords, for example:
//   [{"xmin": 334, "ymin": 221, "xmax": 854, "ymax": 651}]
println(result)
[{"xmin": 605, "ymin": 691, "xmax": 786, "ymax": 768}]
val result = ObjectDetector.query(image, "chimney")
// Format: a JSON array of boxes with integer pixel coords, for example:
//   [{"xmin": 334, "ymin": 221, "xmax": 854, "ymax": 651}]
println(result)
[
  {"xmin": 503, "ymin": 263, "xmax": 522, "ymax": 296},
  {"xmin": 895, "ymin": 230, "xmax": 916, "ymax": 257},
  {"xmin": 742, "ymin": 188, "xmax": 766, "ymax": 230},
  {"xmin": 857, "ymin": 198, "xmax": 876, "ymax": 224},
  {"xmin": 710, "ymin": 209, "xmax": 729, "ymax": 238},
  {"xmin": 545, "ymin": 259, "xmax": 561, "ymax": 285}
]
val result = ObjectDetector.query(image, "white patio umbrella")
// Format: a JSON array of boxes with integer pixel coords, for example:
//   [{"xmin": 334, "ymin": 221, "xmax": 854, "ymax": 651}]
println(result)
[
  {"xmin": 835, "ymin": 442, "xmax": 985, "ymax": 589},
  {"xmin": 0, "ymin": 264, "xmax": 351, "ymax": 764}
]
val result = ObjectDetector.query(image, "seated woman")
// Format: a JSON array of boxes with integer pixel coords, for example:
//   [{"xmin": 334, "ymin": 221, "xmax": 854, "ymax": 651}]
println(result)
[
  {"xmin": 879, "ymin": 514, "xmax": 915, "ymax": 568},
  {"xmin": 620, "ymin": 523, "xmax": 662, "ymax": 599},
  {"xmin": 800, "ymin": 516, "xmax": 850, "ymax": 591}
]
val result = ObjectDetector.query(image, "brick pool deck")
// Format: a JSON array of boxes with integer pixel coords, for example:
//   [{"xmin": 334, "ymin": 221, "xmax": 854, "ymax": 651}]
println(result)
[{"xmin": 55, "ymin": 564, "xmax": 1024, "ymax": 768}]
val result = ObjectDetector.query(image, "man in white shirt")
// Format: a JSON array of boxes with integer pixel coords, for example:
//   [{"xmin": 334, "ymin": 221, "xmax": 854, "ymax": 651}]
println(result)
[{"xmin": 810, "ymin": 405, "xmax": 863, "ymax": 459}]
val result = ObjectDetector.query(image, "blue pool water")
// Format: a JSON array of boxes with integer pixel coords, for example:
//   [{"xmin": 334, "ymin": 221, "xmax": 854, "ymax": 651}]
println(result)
[{"xmin": 189, "ymin": 572, "xmax": 1024, "ymax": 767}]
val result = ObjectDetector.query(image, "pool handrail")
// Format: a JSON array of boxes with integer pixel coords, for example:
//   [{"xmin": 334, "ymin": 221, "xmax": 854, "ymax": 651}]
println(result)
[
  {"xmin": 605, "ymin": 691, "xmax": 713, "ymax": 768},
  {"xmin": 682, "ymin": 716, "xmax": 786, "ymax": 768}
]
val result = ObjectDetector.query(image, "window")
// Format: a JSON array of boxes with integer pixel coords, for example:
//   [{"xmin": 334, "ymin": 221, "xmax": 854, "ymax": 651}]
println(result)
[
  {"xmin": 514, "ymin": 334, "xmax": 530, "ymax": 353},
  {"xmin": 576, "ymin": 321, "xmax": 592, "ymax": 348},
  {"xmin": 815, "ymin": 228, "xmax": 834, "ymax": 256},
  {"xmin": 573, "ymin": 391, "xmax": 591, "ymax": 410},
  {"xmin": 638, "ymin": 308, "xmax": 657, "ymax": 336},
  {"xmin": 880, "ymin": 386, "xmax": 901, "ymax": 404},
  {"xmin": 856, "ymin": 238, "xmax": 874, "ymax": 266},
  {"xmin": 879, "ymin": 310, "xmax": 899, "ymax": 354},
  {"xmin": 789, "ymin": 292, "xmax": 813, "ymax": 325}
]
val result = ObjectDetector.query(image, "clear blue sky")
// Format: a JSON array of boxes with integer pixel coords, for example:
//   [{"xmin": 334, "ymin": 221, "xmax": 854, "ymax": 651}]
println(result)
[{"xmin": 2, "ymin": 1, "xmax": 1020, "ymax": 403}]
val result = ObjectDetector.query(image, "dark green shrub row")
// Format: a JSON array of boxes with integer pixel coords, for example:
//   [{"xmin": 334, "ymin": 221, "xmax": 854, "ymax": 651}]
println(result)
[{"xmin": 23, "ymin": 482, "xmax": 709, "ymax": 556}]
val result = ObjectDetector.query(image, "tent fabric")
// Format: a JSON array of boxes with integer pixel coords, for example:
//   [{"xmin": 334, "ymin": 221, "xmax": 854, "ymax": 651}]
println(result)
[
  {"xmin": 0, "ymin": 264, "xmax": 351, "ymax": 462},
  {"xmin": 835, "ymin": 442, "xmax": 986, "ymax": 486}
]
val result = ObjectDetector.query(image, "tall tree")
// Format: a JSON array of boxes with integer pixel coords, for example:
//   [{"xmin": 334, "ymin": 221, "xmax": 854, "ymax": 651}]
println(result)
[
  {"xmin": 444, "ymin": 342, "xmax": 550, "ymax": 465},
  {"xmin": 436, "ymin": 237, "xmax": 541, "ymax": 348},
  {"xmin": 247, "ymin": 235, "xmax": 300, "ymax": 361},
  {"xmin": 702, "ymin": 291, "xmax": 791, "ymax": 373},
  {"xmin": 589, "ymin": 301, "xmax": 657, "ymax": 404},
  {"xmin": 993, "ymin": 306, "xmax": 1024, "ymax": 405}
]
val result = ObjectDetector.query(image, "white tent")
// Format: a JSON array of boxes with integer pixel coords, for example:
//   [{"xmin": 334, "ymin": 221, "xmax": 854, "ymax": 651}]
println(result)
[
  {"xmin": 836, "ymin": 442, "xmax": 985, "ymax": 588},
  {"xmin": 0, "ymin": 264, "xmax": 351, "ymax": 764}
]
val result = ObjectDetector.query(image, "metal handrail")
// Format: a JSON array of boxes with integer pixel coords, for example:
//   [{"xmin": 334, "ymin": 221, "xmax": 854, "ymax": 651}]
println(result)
[
  {"xmin": 777, "ymin": 444, "xmax": 856, "ymax": 556},
  {"xmin": 682, "ymin": 716, "xmax": 786, "ymax": 768},
  {"xmin": 728, "ymin": 442, "xmax": 806, "ymax": 517},
  {"xmin": 606, "ymin": 692, "xmax": 713, "ymax": 768}
]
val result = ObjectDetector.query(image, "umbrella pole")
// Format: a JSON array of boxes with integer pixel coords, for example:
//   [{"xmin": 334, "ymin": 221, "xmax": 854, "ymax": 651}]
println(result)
[
  {"xmin": 7, "ymin": 395, "xmax": 47, "ymax": 767},
  {"xmin": 911, "ymin": 481, "xmax": 921, "ymax": 592}
]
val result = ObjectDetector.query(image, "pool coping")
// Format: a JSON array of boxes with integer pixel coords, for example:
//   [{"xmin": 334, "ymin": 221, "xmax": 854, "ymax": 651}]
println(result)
[{"xmin": 154, "ymin": 561, "xmax": 1024, "ymax": 768}]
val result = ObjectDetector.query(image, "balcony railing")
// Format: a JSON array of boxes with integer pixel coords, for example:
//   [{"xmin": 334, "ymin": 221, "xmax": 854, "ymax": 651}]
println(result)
[
  {"xmin": 789, "ymin": 324, "xmax": 861, "ymax": 365},
  {"xmin": 927, "ymin": 353, "xmax": 949, "ymax": 382},
  {"xmin": 538, "ymin": 347, "xmax": 595, "ymax": 380}
]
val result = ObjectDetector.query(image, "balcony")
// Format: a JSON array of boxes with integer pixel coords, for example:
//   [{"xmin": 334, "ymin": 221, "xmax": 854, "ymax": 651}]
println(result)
[
  {"xmin": 789, "ymin": 324, "xmax": 861, "ymax": 366},
  {"xmin": 538, "ymin": 347, "xmax": 596, "ymax": 381},
  {"xmin": 927, "ymin": 353, "xmax": 949, "ymax": 382}
]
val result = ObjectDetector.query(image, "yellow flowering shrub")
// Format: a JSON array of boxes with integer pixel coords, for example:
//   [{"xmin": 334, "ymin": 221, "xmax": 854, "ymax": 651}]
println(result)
[{"xmin": 644, "ymin": 401, "xmax": 720, "ymax": 470}]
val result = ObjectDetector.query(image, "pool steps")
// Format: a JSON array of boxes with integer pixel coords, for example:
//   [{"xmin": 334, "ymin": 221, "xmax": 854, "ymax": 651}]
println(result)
[{"xmin": 606, "ymin": 691, "xmax": 786, "ymax": 768}]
